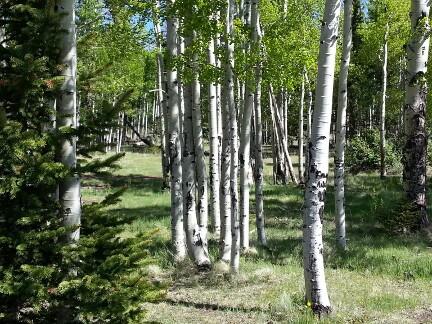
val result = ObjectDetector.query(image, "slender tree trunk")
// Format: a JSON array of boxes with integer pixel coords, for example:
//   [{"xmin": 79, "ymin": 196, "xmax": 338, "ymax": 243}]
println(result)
[
  {"xmin": 191, "ymin": 33, "xmax": 210, "ymax": 263},
  {"xmin": 219, "ymin": 77, "xmax": 232, "ymax": 262},
  {"xmin": 208, "ymin": 37, "xmax": 221, "ymax": 236},
  {"xmin": 239, "ymin": 87, "xmax": 253, "ymax": 250},
  {"xmin": 305, "ymin": 71, "xmax": 313, "ymax": 177},
  {"xmin": 226, "ymin": 0, "xmax": 240, "ymax": 273},
  {"xmin": 298, "ymin": 72, "xmax": 305, "ymax": 184},
  {"xmin": 303, "ymin": 0, "xmax": 341, "ymax": 315},
  {"xmin": 182, "ymin": 62, "xmax": 211, "ymax": 270},
  {"xmin": 269, "ymin": 84, "xmax": 298, "ymax": 185},
  {"xmin": 252, "ymin": 0, "xmax": 266, "ymax": 245},
  {"xmin": 334, "ymin": 0, "xmax": 352, "ymax": 249},
  {"xmin": 239, "ymin": 0, "xmax": 255, "ymax": 251},
  {"xmin": 154, "ymin": 10, "xmax": 170, "ymax": 188},
  {"xmin": 166, "ymin": 0, "xmax": 186, "ymax": 261},
  {"xmin": 56, "ymin": 0, "xmax": 81, "ymax": 244},
  {"xmin": 380, "ymin": 22, "xmax": 389, "ymax": 179},
  {"xmin": 403, "ymin": 0, "xmax": 430, "ymax": 229}
]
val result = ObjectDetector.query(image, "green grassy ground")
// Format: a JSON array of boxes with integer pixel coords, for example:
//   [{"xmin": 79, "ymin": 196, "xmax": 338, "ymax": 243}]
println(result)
[{"xmin": 82, "ymin": 151, "xmax": 432, "ymax": 323}]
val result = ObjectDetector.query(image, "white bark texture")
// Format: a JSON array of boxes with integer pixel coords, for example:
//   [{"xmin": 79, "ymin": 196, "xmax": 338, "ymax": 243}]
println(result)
[
  {"xmin": 166, "ymin": 1, "xmax": 187, "ymax": 261},
  {"xmin": 269, "ymin": 85, "xmax": 298, "ymax": 185},
  {"xmin": 208, "ymin": 37, "xmax": 221, "ymax": 236},
  {"xmin": 227, "ymin": 0, "xmax": 240, "ymax": 273},
  {"xmin": 239, "ymin": 87, "xmax": 253, "ymax": 250},
  {"xmin": 239, "ymin": 0, "xmax": 256, "ymax": 251},
  {"xmin": 192, "ymin": 39, "xmax": 210, "ymax": 264},
  {"xmin": 299, "ymin": 73, "xmax": 305, "ymax": 184},
  {"xmin": 219, "ymin": 78, "xmax": 232, "ymax": 262},
  {"xmin": 182, "ymin": 77, "xmax": 211, "ymax": 270},
  {"xmin": 56, "ymin": 0, "xmax": 81, "ymax": 244},
  {"xmin": 303, "ymin": 0, "xmax": 341, "ymax": 315},
  {"xmin": 251, "ymin": 0, "xmax": 266, "ymax": 245},
  {"xmin": 380, "ymin": 22, "xmax": 389, "ymax": 179},
  {"xmin": 403, "ymin": 0, "xmax": 430, "ymax": 229},
  {"xmin": 334, "ymin": 0, "xmax": 352, "ymax": 249}
]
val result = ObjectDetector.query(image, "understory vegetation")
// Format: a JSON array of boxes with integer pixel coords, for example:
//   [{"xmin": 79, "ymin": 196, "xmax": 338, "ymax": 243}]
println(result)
[{"xmin": 82, "ymin": 151, "xmax": 432, "ymax": 323}]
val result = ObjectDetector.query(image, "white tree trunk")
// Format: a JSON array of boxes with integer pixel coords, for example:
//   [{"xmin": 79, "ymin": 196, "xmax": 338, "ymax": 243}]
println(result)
[
  {"xmin": 219, "ymin": 79, "xmax": 232, "ymax": 262},
  {"xmin": 251, "ymin": 0, "xmax": 266, "ymax": 245},
  {"xmin": 269, "ymin": 85, "xmax": 298, "ymax": 185},
  {"xmin": 239, "ymin": 87, "xmax": 253, "ymax": 250},
  {"xmin": 380, "ymin": 22, "xmax": 389, "ymax": 179},
  {"xmin": 153, "ymin": 3, "xmax": 170, "ymax": 188},
  {"xmin": 191, "ymin": 34, "xmax": 210, "ymax": 263},
  {"xmin": 227, "ymin": 0, "xmax": 240, "ymax": 273},
  {"xmin": 166, "ymin": 0, "xmax": 186, "ymax": 261},
  {"xmin": 334, "ymin": 0, "xmax": 353, "ymax": 249},
  {"xmin": 403, "ymin": 0, "xmax": 430, "ymax": 229},
  {"xmin": 303, "ymin": 0, "xmax": 341, "ymax": 315},
  {"xmin": 182, "ymin": 67, "xmax": 211, "ymax": 270},
  {"xmin": 56, "ymin": 0, "xmax": 81, "ymax": 244},
  {"xmin": 298, "ymin": 72, "xmax": 305, "ymax": 184},
  {"xmin": 208, "ymin": 37, "xmax": 221, "ymax": 236}
]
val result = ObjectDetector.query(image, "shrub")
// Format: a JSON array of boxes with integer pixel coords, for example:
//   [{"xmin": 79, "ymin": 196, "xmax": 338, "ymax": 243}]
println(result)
[{"xmin": 346, "ymin": 128, "xmax": 400, "ymax": 174}]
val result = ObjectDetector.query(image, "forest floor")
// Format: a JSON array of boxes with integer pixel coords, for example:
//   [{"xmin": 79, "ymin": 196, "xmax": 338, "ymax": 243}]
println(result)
[{"xmin": 82, "ymin": 150, "xmax": 432, "ymax": 323}]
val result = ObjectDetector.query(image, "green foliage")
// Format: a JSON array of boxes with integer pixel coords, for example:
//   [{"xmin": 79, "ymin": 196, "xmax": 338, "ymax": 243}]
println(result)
[
  {"xmin": 345, "ymin": 128, "xmax": 400, "ymax": 173},
  {"xmin": 55, "ymin": 192, "xmax": 166, "ymax": 323},
  {"xmin": 0, "ymin": 1, "xmax": 165, "ymax": 322}
]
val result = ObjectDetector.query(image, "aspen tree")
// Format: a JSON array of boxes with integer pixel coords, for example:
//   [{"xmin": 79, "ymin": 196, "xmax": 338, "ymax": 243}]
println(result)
[
  {"xmin": 208, "ymin": 37, "xmax": 221, "ymax": 236},
  {"xmin": 334, "ymin": 0, "xmax": 353, "ymax": 249},
  {"xmin": 303, "ymin": 0, "xmax": 341, "ymax": 315},
  {"xmin": 192, "ymin": 32, "xmax": 211, "ymax": 267},
  {"xmin": 152, "ymin": 0, "xmax": 170, "ymax": 189},
  {"xmin": 227, "ymin": 0, "xmax": 240, "ymax": 273},
  {"xmin": 239, "ymin": 0, "xmax": 255, "ymax": 250},
  {"xmin": 380, "ymin": 21, "xmax": 389, "ymax": 179},
  {"xmin": 166, "ymin": 0, "xmax": 187, "ymax": 261},
  {"xmin": 252, "ymin": 0, "xmax": 266, "ymax": 245},
  {"xmin": 298, "ymin": 72, "xmax": 305, "ymax": 184},
  {"xmin": 56, "ymin": 0, "xmax": 81, "ymax": 244},
  {"xmin": 403, "ymin": 0, "xmax": 430, "ymax": 229}
]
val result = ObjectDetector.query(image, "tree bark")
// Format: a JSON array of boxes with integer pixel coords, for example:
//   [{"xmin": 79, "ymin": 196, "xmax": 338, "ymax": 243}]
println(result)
[
  {"xmin": 298, "ymin": 72, "xmax": 305, "ymax": 184},
  {"xmin": 56, "ymin": 0, "xmax": 81, "ymax": 244},
  {"xmin": 403, "ymin": 0, "xmax": 430, "ymax": 229},
  {"xmin": 166, "ymin": 0, "xmax": 187, "ymax": 261},
  {"xmin": 226, "ymin": 0, "xmax": 240, "ymax": 273},
  {"xmin": 191, "ymin": 33, "xmax": 210, "ymax": 264},
  {"xmin": 208, "ymin": 37, "xmax": 221, "ymax": 236},
  {"xmin": 269, "ymin": 85, "xmax": 298, "ymax": 185},
  {"xmin": 303, "ymin": 0, "xmax": 341, "ymax": 315},
  {"xmin": 334, "ymin": 0, "xmax": 353, "ymax": 249},
  {"xmin": 252, "ymin": 0, "xmax": 266, "ymax": 245},
  {"xmin": 380, "ymin": 22, "xmax": 389, "ymax": 179}
]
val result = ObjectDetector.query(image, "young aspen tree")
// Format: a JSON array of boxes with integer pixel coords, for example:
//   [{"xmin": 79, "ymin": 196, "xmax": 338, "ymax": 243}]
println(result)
[
  {"xmin": 303, "ymin": 0, "xmax": 341, "ymax": 315},
  {"xmin": 239, "ymin": 1, "xmax": 255, "ymax": 251},
  {"xmin": 166, "ymin": 0, "xmax": 187, "ymax": 261},
  {"xmin": 380, "ymin": 21, "xmax": 389, "ymax": 179},
  {"xmin": 227, "ymin": 0, "xmax": 240, "ymax": 273},
  {"xmin": 251, "ymin": 0, "xmax": 266, "ymax": 245},
  {"xmin": 269, "ymin": 85, "xmax": 298, "ymax": 185},
  {"xmin": 153, "ymin": 0, "xmax": 170, "ymax": 189},
  {"xmin": 403, "ymin": 0, "xmax": 430, "ymax": 229},
  {"xmin": 334, "ymin": 0, "xmax": 353, "ymax": 249},
  {"xmin": 208, "ymin": 37, "xmax": 221, "ymax": 236},
  {"xmin": 299, "ymin": 72, "xmax": 306, "ymax": 184},
  {"xmin": 182, "ymin": 37, "xmax": 211, "ymax": 269},
  {"xmin": 192, "ymin": 31, "xmax": 211, "ymax": 268},
  {"xmin": 56, "ymin": 0, "xmax": 81, "ymax": 244}
]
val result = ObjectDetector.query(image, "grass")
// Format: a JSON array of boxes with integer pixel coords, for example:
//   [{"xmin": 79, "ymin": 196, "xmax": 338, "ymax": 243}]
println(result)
[{"xmin": 82, "ymin": 151, "xmax": 432, "ymax": 323}]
